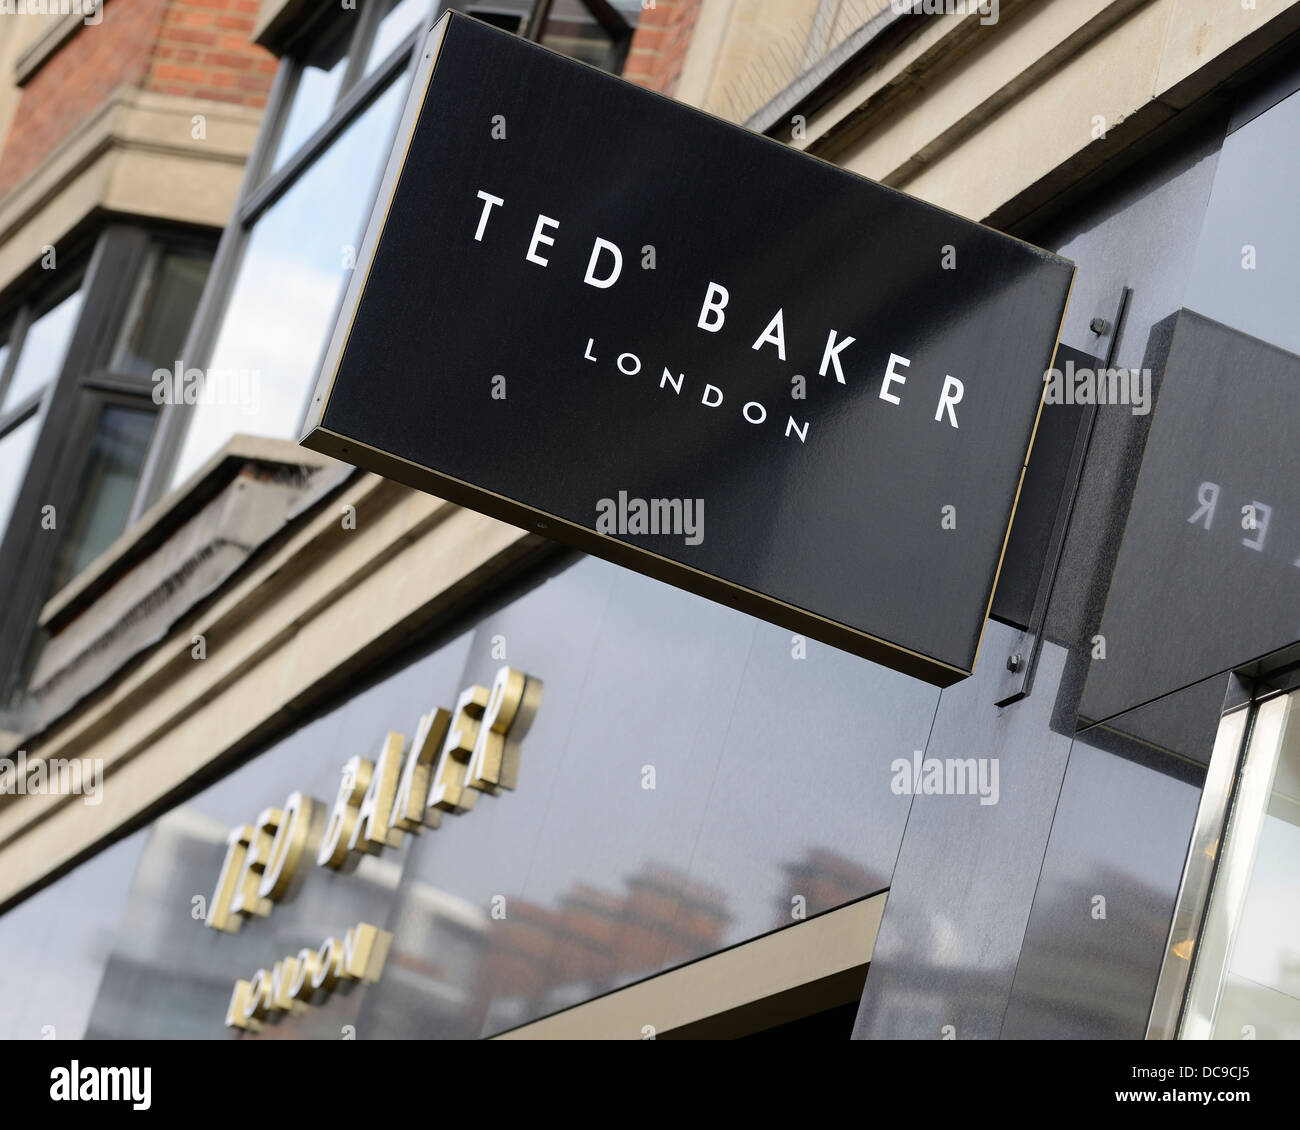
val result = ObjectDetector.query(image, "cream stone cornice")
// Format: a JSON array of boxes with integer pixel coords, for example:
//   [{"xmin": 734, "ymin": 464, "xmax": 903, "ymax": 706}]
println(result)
[
  {"xmin": 791, "ymin": 0, "xmax": 1300, "ymax": 226},
  {"xmin": 0, "ymin": 84, "xmax": 262, "ymax": 300}
]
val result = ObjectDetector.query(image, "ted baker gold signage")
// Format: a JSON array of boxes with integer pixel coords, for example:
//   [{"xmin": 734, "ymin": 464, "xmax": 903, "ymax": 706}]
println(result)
[
  {"xmin": 225, "ymin": 922, "xmax": 390, "ymax": 1032},
  {"xmin": 301, "ymin": 13, "xmax": 1074, "ymax": 686},
  {"xmin": 206, "ymin": 665, "xmax": 541, "ymax": 1029}
]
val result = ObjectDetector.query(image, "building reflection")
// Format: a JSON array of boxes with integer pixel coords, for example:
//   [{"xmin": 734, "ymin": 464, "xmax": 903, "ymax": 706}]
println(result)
[
  {"xmin": 778, "ymin": 849, "xmax": 880, "ymax": 922},
  {"xmin": 443, "ymin": 862, "xmax": 731, "ymax": 1035},
  {"xmin": 385, "ymin": 848, "xmax": 878, "ymax": 1037},
  {"xmin": 83, "ymin": 806, "xmax": 884, "ymax": 1039}
]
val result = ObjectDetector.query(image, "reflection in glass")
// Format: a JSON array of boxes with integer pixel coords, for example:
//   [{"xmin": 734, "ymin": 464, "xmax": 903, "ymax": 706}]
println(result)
[
  {"xmin": 365, "ymin": 0, "xmax": 429, "ymax": 72},
  {"xmin": 171, "ymin": 78, "xmax": 406, "ymax": 486},
  {"xmin": 51, "ymin": 405, "xmax": 156, "ymax": 589},
  {"xmin": 1184, "ymin": 88, "xmax": 1300, "ymax": 357},
  {"xmin": 270, "ymin": 14, "xmax": 352, "ymax": 172},
  {"xmin": 0, "ymin": 553, "xmax": 938, "ymax": 1039},
  {"xmin": 0, "ymin": 830, "xmax": 148, "ymax": 1040},
  {"xmin": 1, "ymin": 287, "xmax": 84, "ymax": 411},
  {"xmin": 999, "ymin": 676, "xmax": 1213, "ymax": 1039},
  {"xmin": 0, "ymin": 412, "xmax": 40, "ymax": 536},
  {"xmin": 111, "ymin": 246, "xmax": 212, "ymax": 378},
  {"xmin": 1186, "ymin": 693, "xmax": 1300, "ymax": 1040},
  {"xmin": 1077, "ymin": 86, "xmax": 1300, "ymax": 726}
]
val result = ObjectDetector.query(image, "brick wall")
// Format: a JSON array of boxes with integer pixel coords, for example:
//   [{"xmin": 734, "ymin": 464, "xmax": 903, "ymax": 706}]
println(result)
[
  {"xmin": 143, "ymin": 0, "xmax": 277, "ymax": 105},
  {"xmin": 622, "ymin": 0, "xmax": 703, "ymax": 96},
  {"xmin": 0, "ymin": 0, "xmax": 274, "ymax": 202}
]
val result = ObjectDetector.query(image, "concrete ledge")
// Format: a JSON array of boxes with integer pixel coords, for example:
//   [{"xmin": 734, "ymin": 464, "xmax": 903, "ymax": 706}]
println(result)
[
  {"xmin": 29, "ymin": 436, "xmax": 352, "ymax": 729},
  {"xmin": 0, "ymin": 84, "xmax": 262, "ymax": 301},
  {"xmin": 782, "ymin": 0, "xmax": 1300, "ymax": 226}
]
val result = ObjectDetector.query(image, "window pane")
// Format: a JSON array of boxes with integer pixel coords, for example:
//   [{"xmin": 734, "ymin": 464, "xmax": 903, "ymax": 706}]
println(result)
[
  {"xmin": 2, "ymin": 287, "xmax": 84, "ymax": 412},
  {"xmin": 365, "ymin": 0, "xmax": 429, "ymax": 73},
  {"xmin": 467, "ymin": 2, "xmax": 531, "ymax": 34},
  {"xmin": 0, "ymin": 413, "xmax": 40, "ymax": 538},
  {"xmin": 270, "ymin": 14, "xmax": 354, "ymax": 172},
  {"xmin": 1206, "ymin": 701, "xmax": 1300, "ymax": 1040},
  {"xmin": 541, "ymin": 0, "xmax": 639, "ymax": 73},
  {"xmin": 171, "ymin": 78, "xmax": 407, "ymax": 486},
  {"xmin": 50, "ymin": 404, "xmax": 156, "ymax": 590},
  {"xmin": 111, "ymin": 246, "xmax": 212, "ymax": 378},
  {"xmin": 0, "ymin": 829, "xmax": 148, "ymax": 1040},
  {"xmin": 0, "ymin": 326, "xmax": 11, "ymax": 386}
]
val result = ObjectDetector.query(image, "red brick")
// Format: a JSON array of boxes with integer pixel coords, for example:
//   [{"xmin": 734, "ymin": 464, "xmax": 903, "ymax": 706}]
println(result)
[
  {"xmin": 200, "ymin": 51, "xmax": 254, "ymax": 70},
  {"xmin": 0, "ymin": 0, "xmax": 275, "ymax": 199},
  {"xmin": 152, "ymin": 63, "xmax": 206, "ymax": 83},
  {"xmin": 631, "ymin": 27, "xmax": 665, "ymax": 52},
  {"xmin": 172, "ymin": 8, "xmax": 218, "ymax": 26},
  {"xmin": 623, "ymin": 0, "xmax": 702, "ymax": 97},
  {"xmin": 0, "ymin": 0, "xmax": 169, "ymax": 198},
  {"xmin": 160, "ymin": 27, "xmax": 219, "ymax": 45}
]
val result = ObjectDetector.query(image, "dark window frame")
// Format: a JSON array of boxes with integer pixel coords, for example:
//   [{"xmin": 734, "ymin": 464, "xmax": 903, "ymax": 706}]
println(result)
[
  {"xmin": 130, "ymin": 0, "xmax": 435, "ymax": 521},
  {"xmin": 132, "ymin": 0, "xmax": 640, "ymax": 520},
  {"xmin": 0, "ymin": 269, "xmax": 84, "ymax": 430},
  {"xmin": 0, "ymin": 223, "xmax": 218, "ymax": 722}
]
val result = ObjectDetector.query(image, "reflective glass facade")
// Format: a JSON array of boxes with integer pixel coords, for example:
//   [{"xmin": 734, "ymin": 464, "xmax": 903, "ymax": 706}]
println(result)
[{"xmin": 2, "ymin": 1, "xmax": 1300, "ymax": 1048}]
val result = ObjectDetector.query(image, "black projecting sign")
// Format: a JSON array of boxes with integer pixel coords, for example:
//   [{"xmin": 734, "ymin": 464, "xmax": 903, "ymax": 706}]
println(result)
[
  {"xmin": 1081, "ymin": 310, "xmax": 1300, "ymax": 723},
  {"xmin": 301, "ymin": 11, "xmax": 1074, "ymax": 686}
]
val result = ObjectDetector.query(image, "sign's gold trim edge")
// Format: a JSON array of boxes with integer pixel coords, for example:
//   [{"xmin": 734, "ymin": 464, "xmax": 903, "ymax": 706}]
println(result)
[
  {"xmin": 970, "ymin": 266, "xmax": 1077, "ymax": 674},
  {"xmin": 301, "ymin": 12, "xmax": 451, "ymax": 440}
]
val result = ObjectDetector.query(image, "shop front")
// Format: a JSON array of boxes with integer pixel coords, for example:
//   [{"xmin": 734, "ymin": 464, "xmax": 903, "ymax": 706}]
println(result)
[{"xmin": 2, "ymin": 0, "xmax": 1300, "ymax": 1043}]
